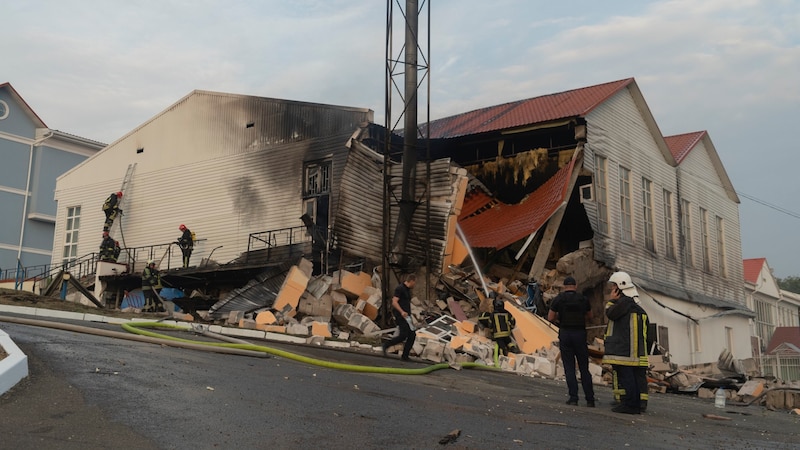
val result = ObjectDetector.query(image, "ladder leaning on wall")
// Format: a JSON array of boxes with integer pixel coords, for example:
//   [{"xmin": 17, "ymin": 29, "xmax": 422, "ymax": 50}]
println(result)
[{"xmin": 110, "ymin": 163, "xmax": 136, "ymax": 247}]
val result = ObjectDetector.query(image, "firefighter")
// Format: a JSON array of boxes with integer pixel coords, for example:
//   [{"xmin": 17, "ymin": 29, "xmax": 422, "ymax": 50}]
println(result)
[
  {"xmin": 177, "ymin": 224, "xmax": 193, "ymax": 268},
  {"xmin": 603, "ymin": 271, "xmax": 650, "ymax": 414},
  {"xmin": 478, "ymin": 296, "xmax": 518, "ymax": 356},
  {"xmin": 141, "ymin": 260, "xmax": 164, "ymax": 312},
  {"xmin": 98, "ymin": 231, "xmax": 116, "ymax": 262},
  {"xmin": 102, "ymin": 191, "xmax": 123, "ymax": 232}
]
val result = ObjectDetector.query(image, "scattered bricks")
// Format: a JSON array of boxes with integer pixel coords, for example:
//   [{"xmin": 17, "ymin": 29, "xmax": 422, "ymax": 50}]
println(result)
[
  {"xmin": 588, "ymin": 362, "xmax": 603, "ymax": 378},
  {"xmin": 448, "ymin": 335, "xmax": 469, "ymax": 351},
  {"xmin": 332, "ymin": 303, "xmax": 356, "ymax": 325},
  {"xmin": 337, "ymin": 331, "xmax": 350, "ymax": 341},
  {"xmin": 453, "ymin": 353, "xmax": 476, "ymax": 364},
  {"xmin": 443, "ymin": 346, "xmax": 458, "ymax": 364},
  {"xmin": 648, "ymin": 355, "xmax": 673, "ymax": 372},
  {"xmin": 256, "ymin": 324, "xmax": 286, "ymax": 333},
  {"xmin": 533, "ymin": 356, "xmax": 556, "ymax": 378},
  {"xmin": 297, "ymin": 292, "xmax": 333, "ymax": 320},
  {"xmin": 766, "ymin": 389, "xmax": 787, "ymax": 410},
  {"xmin": 227, "ymin": 311, "xmax": 244, "ymax": 326},
  {"xmin": 286, "ymin": 323, "xmax": 309, "ymax": 336},
  {"xmin": 515, "ymin": 355, "xmax": 537, "ymax": 376},
  {"xmin": 411, "ymin": 337, "xmax": 427, "ymax": 356},
  {"xmin": 362, "ymin": 302, "xmax": 379, "ymax": 321},
  {"xmin": 499, "ymin": 355, "xmax": 515, "ymax": 371},
  {"xmin": 354, "ymin": 298, "xmax": 367, "ymax": 313},
  {"xmin": 330, "ymin": 291, "xmax": 348, "ymax": 307},
  {"xmin": 238, "ymin": 318, "xmax": 257, "ymax": 329},
  {"xmin": 697, "ymin": 388, "xmax": 715, "ymax": 399},
  {"xmin": 737, "ymin": 379, "xmax": 765, "ymax": 399},
  {"xmin": 791, "ymin": 408, "xmax": 800, "ymax": 415},
  {"xmin": 332, "ymin": 270, "xmax": 372, "ymax": 299},
  {"xmin": 255, "ymin": 310, "xmax": 278, "ymax": 325},
  {"xmin": 453, "ymin": 320, "xmax": 475, "ymax": 335},
  {"xmin": 421, "ymin": 340, "xmax": 445, "ymax": 363},
  {"xmin": 274, "ymin": 265, "xmax": 310, "ymax": 314},
  {"xmin": 306, "ymin": 274, "xmax": 332, "ymax": 299},
  {"xmin": 311, "ymin": 321, "xmax": 332, "ymax": 338},
  {"xmin": 436, "ymin": 299, "xmax": 448, "ymax": 310}
]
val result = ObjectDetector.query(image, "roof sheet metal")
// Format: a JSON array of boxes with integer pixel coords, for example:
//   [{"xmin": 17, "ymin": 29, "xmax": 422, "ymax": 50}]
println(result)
[
  {"xmin": 426, "ymin": 78, "xmax": 633, "ymax": 139},
  {"xmin": 664, "ymin": 131, "xmax": 706, "ymax": 164},
  {"xmin": 742, "ymin": 257, "xmax": 766, "ymax": 284},
  {"xmin": 457, "ymin": 158, "xmax": 576, "ymax": 249},
  {"xmin": 208, "ymin": 263, "xmax": 291, "ymax": 318}
]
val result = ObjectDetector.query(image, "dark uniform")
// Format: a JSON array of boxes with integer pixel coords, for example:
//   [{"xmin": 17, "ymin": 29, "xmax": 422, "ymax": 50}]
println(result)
[
  {"xmin": 549, "ymin": 282, "xmax": 595, "ymax": 406},
  {"xmin": 102, "ymin": 192, "xmax": 122, "ymax": 232},
  {"xmin": 99, "ymin": 233, "xmax": 116, "ymax": 262},
  {"xmin": 177, "ymin": 225, "xmax": 193, "ymax": 268},
  {"xmin": 478, "ymin": 299, "xmax": 518, "ymax": 356},
  {"xmin": 113, "ymin": 241, "xmax": 121, "ymax": 262},
  {"xmin": 602, "ymin": 293, "xmax": 649, "ymax": 414},
  {"xmin": 382, "ymin": 275, "xmax": 417, "ymax": 360},
  {"xmin": 141, "ymin": 263, "xmax": 164, "ymax": 312}
]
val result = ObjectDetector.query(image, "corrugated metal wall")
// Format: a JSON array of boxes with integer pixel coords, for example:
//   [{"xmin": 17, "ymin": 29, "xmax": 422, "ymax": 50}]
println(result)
[
  {"xmin": 52, "ymin": 92, "xmax": 372, "ymax": 269},
  {"xmin": 335, "ymin": 140, "xmax": 467, "ymax": 273}
]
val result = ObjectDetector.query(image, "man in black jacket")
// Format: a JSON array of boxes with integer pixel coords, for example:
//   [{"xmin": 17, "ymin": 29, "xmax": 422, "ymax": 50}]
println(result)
[
  {"xmin": 548, "ymin": 276, "xmax": 596, "ymax": 407},
  {"xmin": 102, "ymin": 191, "xmax": 123, "ymax": 232},
  {"xmin": 382, "ymin": 274, "xmax": 417, "ymax": 361}
]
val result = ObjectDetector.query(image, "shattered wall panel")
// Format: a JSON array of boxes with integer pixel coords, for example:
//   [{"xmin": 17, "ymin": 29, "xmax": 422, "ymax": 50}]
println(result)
[
  {"xmin": 335, "ymin": 141, "xmax": 468, "ymax": 274},
  {"xmin": 208, "ymin": 263, "xmax": 292, "ymax": 318}
]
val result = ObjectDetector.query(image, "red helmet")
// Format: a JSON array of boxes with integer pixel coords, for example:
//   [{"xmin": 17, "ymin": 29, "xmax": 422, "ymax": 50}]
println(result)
[
  {"xmin": 179, "ymin": 224, "xmax": 187, "ymax": 231},
  {"xmin": 116, "ymin": 191, "xmax": 123, "ymax": 197}
]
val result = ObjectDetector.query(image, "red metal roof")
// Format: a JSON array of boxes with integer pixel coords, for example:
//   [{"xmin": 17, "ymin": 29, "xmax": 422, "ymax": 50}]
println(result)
[
  {"xmin": 765, "ymin": 327, "xmax": 800, "ymax": 354},
  {"xmin": 457, "ymin": 158, "xmax": 576, "ymax": 249},
  {"xmin": 743, "ymin": 258, "xmax": 766, "ymax": 284},
  {"xmin": 664, "ymin": 131, "xmax": 706, "ymax": 164},
  {"xmin": 426, "ymin": 78, "xmax": 634, "ymax": 139}
]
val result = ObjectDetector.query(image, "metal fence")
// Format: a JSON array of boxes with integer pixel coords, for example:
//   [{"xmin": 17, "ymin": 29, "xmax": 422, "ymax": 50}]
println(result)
[{"xmin": 758, "ymin": 354, "xmax": 800, "ymax": 382}]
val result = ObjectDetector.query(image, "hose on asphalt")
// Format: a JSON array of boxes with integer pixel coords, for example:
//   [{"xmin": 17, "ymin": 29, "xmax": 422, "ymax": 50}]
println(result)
[
  {"xmin": 121, "ymin": 321, "xmax": 498, "ymax": 375},
  {"xmin": 0, "ymin": 315, "xmax": 498, "ymax": 375}
]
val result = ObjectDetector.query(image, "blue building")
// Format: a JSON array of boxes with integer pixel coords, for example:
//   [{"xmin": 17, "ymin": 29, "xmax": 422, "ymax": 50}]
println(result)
[{"xmin": 0, "ymin": 82, "xmax": 104, "ymax": 284}]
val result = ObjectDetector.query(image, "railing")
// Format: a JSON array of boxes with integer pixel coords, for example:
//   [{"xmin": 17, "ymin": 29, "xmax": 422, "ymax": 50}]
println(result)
[
  {"xmin": 758, "ymin": 354, "xmax": 800, "ymax": 382},
  {"xmin": 246, "ymin": 226, "xmax": 313, "ymax": 263}
]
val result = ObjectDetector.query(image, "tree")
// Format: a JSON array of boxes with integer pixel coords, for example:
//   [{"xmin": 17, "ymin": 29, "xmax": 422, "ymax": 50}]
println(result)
[{"xmin": 777, "ymin": 276, "xmax": 800, "ymax": 295}]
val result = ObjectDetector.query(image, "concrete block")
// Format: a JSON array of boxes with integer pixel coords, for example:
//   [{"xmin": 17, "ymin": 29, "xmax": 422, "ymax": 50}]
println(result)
[
  {"xmin": 256, "ymin": 311, "xmax": 278, "ymax": 325},
  {"xmin": 588, "ymin": 362, "xmax": 603, "ymax": 378},
  {"xmin": 264, "ymin": 332, "xmax": 306, "ymax": 344},
  {"xmin": 448, "ymin": 335, "xmax": 469, "ymax": 350},
  {"xmin": 332, "ymin": 303, "xmax": 356, "ymax": 325},
  {"xmin": 221, "ymin": 327, "xmax": 266, "ymax": 339},
  {"xmin": 533, "ymin": 356, "xmax": 555, "ymax": 378},
  {"xmin": 256, "ymin": 324, "xmax": 286, "ymax": 333},
  {"xmin": 362, "ymin": 302, "xmax": 379, "ymax": 321},
  {"xmin": 286, "ymin": 323, "xmax": 310, "ymax": 336},
  {"xmin": 274, "ymin": 265, "xmax": 310, "ymax": 313},
  {"xmin": 697, "ymin": 387, "xmax": 715, "ymax": 399},
  {"xmin": 239, "ymin": 318, "xmax": 257, "ymax": 329},
  {"xmin": 333, "ymin": 270, "xmax": 372, "ymax": 299},
  {"xmin": 737, "ymin": 379, "xmax": 765, "ymax": 398},
  {"xmin": 37, "ymin": 309, "xmax": 84, "ymax": 321},
  {"xmin": 323, "ymin": 340, "xmax": 350, "ymax": 349},
  {"xmin": 297, "ymin": 293, "xmax": 333, "ymax": 319},
  {"xmin": 227, "ymin": 311, "xmax": 244, "ymax": 326},
  {"xmin": 311, "ymin": 321, "xmax": 332, "ymax": 338},
  {"xmin": 330, "ymin": 291, "xmax": 349, "ymax": 307},
  {"xmin": 336, "ymin": 331, "xmax": 350, "ymax": 341},
  {"xmin": 421, "ymin": 340, "xmax": 445, "ymax": 363}
]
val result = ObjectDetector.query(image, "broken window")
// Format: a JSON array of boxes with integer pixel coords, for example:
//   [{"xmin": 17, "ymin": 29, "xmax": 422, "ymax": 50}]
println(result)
[
  {"xmin": 716, "ymin": 216, "xmax": 727, "ymax": 277},
  {"xmin": 680, "ymin": 199, "xmax": 693, "ymax": 267},
  {"xmin": 62, "ymin": 206, "xmax": 81, "ymax": 266},
  {"xmin": 618, "ymin": 166, "xmax": 633, "ymax": 243},
  {"xmin": 699, "ymin": 207, "xmax": 711, "ymax": 272},
  {"xmin": 641, "ymin": 177, "xmax": 655, "ymax": 252},
  {"xmin": 304, "ymin": 161, "xmax": 331, "ymax": 196},
  {"xmin": 594, "ymin": 155, "xmax": 609, "ymax": 234},
  {"xmin": 663, "ymin": 189, "xmax": 675, "ymax": 259}
]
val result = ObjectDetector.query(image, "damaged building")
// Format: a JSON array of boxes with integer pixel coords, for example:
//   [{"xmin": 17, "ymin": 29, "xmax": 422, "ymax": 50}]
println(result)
[{"xmin": 44, "ymin": 78, "xmax": 755, "ymax": 372}]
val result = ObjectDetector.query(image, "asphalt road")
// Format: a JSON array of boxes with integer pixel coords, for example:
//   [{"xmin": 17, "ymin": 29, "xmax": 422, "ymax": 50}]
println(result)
[{"xmin": 1, "ymin": 318, "xmax": 799, "ymax": 450}]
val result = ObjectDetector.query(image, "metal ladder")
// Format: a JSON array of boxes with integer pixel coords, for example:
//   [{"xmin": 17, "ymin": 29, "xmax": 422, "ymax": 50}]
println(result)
[{"xmin": 109, "ymin": 163, "xmax": 136, "ymax": 241}]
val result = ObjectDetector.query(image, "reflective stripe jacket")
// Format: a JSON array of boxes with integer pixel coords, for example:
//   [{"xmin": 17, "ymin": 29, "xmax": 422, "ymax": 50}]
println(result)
[
  {"xmin": 478, "ymin": 311, "xmax": 515, "ymax": 339},
  {"xmin": 602, "ymin": 294, "xmax": 649, "ymax": 367}
]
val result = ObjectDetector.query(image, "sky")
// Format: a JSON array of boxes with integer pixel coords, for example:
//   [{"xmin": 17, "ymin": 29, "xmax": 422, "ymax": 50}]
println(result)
[{"xmin": 2, "ymin": 0, "xmax": 798, "ymax": 277}]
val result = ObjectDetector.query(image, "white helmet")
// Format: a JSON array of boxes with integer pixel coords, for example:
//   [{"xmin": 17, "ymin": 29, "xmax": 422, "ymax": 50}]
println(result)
[
  {"xmin": 147, "ymin": 259, "xmax": 155, "ymax": 265},
  {"xmin": 609, "ymin": 271, "xmax": 639, "ymax": 297}
]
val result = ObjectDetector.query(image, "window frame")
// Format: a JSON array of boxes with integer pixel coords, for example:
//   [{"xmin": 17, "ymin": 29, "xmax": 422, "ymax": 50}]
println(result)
[
  {"xmin": 641, "ymin": 177, "xmax": 655, "ymax": 252},
  {"xmin": 594, "ymin": 155, "xmax": 609, "ymax": 234},
  {"xmin": 62, "ymin": 206, "xmax": 81, "ymax": 266},
  {"xmin": 663, "ymin": 189, "xmax": 676, "ymax": 259},
  {"xmin": 618, "ymin": 165, "xmax": 633, "ymax": 243}
]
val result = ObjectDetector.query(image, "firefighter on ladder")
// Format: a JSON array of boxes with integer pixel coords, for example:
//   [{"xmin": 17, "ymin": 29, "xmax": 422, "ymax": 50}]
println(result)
[{"xmin": 102, "ymin": 191, "xmax": 123, "ymax": 232}]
